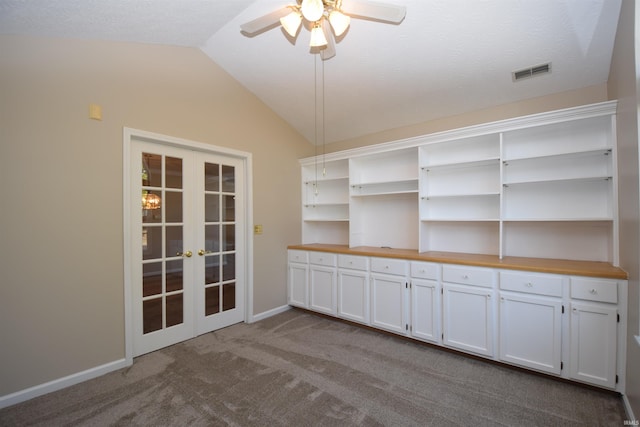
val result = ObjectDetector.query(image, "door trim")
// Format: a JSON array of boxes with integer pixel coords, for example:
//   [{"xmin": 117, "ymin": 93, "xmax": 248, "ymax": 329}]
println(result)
[{"xmin": 123, "ymin": 127, "xmax": 253, "ymax": 365}]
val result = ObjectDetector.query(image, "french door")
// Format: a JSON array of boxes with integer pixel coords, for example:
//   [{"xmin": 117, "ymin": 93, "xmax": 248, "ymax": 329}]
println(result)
[{"xmin": 130, "ymin": 138, "xmax": 245, "ymax": 356}]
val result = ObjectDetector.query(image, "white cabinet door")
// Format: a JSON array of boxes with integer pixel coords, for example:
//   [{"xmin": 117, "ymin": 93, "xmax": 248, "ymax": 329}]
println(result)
[
  {"xmin": 337, "ymin": 269, "xmax": 369, "ymax": 324},
  {"xmin": 499, "ymin": 293, "xmax": 562, "ymax": 374},
  {"xmin": 288, "ymin": 262, "xmax": 308, "ymax": 308},
  {"xmin": 410, "ymin": 279, "xmax": 440, "ymax": 343},
  {"xmin": 443, "ymin": 283, "xmax": 494, "ymax": 357},
  {"xmin": 309, "ymin": 264, "xmax": 337, "ymax": 315},
  {"xmin": 569, "ymin": 302, "xmax": 617, "ymax": 388},
  {"xmin": 370, "ymin": 273, "xmax": 408, "ymax": 334}
]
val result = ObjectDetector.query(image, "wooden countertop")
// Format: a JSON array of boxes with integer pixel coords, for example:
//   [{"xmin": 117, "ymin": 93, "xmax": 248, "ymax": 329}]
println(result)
[{"xmin": 287, "ymin": 244, "xmax": 628, "ymax": 280}]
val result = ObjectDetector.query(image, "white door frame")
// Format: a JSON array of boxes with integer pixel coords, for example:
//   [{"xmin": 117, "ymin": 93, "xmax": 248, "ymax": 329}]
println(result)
[{"xmin": 123, "ymin": 127, "xmax": 254, "ymax": 365}]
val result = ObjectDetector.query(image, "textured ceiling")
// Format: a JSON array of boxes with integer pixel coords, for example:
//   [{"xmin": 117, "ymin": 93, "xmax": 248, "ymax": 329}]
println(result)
[{"xmin": 0, "ymin": 0, "xmax": 622, "ymax": 144}]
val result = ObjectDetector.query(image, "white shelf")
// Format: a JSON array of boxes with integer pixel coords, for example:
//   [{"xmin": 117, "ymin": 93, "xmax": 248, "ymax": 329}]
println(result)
[
  {"xmin": 422, "ymin": 157, "xmax": 500, "ymax": 171},
  {"xmin": 503, "ymin": 175, "xmax": 612, "ymax": 186},
  {"xmin": 351, "ymin": 179, "xmax": 419, "ymax": 197},
  {"xmin": 503, "ymin": 217, "xmax": 613, "ymax": 222},
  {"xmin": 421, "ymin": 192, "xmax": 500, "ymax": 199},
  {"xmin": 422, "ymin": 218, "xmax": 500, "ymax": 222},
  {"xmin": 299, "ymin": 101, "xmax": 618, "ymax": 264},
  {"xmin": 503, "ymin": 148, "xmax": 611, "ymax": 162}
]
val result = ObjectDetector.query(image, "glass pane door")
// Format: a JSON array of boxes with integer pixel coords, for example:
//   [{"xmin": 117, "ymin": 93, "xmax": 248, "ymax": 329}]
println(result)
[
  {"xmin": 141, "ymin": 153, "xmax": 186, "ymax": 333},
  {"xmin": 132, "ymin": 140, "xmax": 195, "ymax": 357},
  {"xmin": 197, "ymin": 155, "xmax": 244, "ymax": 334}
]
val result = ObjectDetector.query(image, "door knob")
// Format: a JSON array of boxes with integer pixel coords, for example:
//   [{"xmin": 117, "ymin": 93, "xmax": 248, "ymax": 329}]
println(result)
[
  {"xmin": 198, "ymin": 249, "xmax": 214, "ymax": 256},
  {"xmin": 177, "ymin": 250, "xmax": 193, "ymax": 258}
]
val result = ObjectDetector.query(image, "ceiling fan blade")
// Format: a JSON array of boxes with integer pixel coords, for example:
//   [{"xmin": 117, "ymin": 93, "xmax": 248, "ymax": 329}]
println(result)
[
  {"xmin": 320, "ymin": 19, "xmax": 336, "ymax": 60},
  {"xmin": 340, "ymin": 0, "xmax": 406, "ymax": 24},
  {"xmin": 240, "ymin": 7, "xmax": 291, "ymax": 35}
]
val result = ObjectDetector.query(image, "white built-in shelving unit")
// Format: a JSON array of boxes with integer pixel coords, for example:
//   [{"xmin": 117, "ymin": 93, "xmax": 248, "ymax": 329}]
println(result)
[{"xmin": 299, "ymin": 101, "xmax": 619, "ymax": 264}]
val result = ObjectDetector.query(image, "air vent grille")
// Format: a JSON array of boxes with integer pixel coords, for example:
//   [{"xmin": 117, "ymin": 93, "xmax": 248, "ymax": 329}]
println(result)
[{"xmin": 513, "ymin": 63, "xmax": 551, "ymax": 81}]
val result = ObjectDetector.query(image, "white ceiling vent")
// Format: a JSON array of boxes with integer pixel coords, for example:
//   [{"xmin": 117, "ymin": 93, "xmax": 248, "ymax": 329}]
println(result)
[{"xmin": 512, "ymin": 63, "xmax": 552, "ymax": 82}]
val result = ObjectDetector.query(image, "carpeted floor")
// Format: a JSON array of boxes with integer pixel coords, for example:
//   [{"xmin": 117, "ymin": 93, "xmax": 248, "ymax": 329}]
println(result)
[{"xmin": 0, "ymin": 309, "xmax": 628, "ymax": 426}]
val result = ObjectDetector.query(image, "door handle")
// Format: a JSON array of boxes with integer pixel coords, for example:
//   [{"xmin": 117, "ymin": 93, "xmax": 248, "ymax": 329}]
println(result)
[
  {"xmin": 198, "ymin": 249, "xmax": 214, "ymax": 256},
  {"xmin": 177, "ymin": 250, "xmax": 193, "ymax": 258}
]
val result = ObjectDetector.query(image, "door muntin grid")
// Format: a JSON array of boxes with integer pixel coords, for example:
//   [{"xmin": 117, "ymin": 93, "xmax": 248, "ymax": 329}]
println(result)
[
  {"xmin": 203, "ymin": 163, "xmax": 236, "ymax": 316},
  {"xmin": 141, "ymin": 153, "xmax": 185, "ymax": 334}
]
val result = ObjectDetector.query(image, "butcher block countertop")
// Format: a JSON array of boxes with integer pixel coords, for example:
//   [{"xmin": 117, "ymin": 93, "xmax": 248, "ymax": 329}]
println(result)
[{"xmin": 287, "ymin": 244, "xmax": 628, "ymax": 280}]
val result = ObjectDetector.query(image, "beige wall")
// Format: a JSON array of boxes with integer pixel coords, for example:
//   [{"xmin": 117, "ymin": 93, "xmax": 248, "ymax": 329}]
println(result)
[
  {"xmin": 326, "ymin": 84, "xmax": 608, "ymax": 153},
  {"xmin": 608, "ymin": 0, "xmax": 640, "ymax": 417},
  {"xmin": 0, "ymin": 35, "xmax": 313, "ymax": 396}
]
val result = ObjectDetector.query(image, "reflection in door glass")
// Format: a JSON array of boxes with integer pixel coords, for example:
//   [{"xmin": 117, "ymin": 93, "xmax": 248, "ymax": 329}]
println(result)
[
  {"xmin": 142, "ymin": 227, "xmax": 162, "ymax": 260},
  {"xmin": 223, "ymin": 195, "xmax": 235, "ymax": 221},
  {"xmin": 165, "ymin": 191, "xmax": 183, "ymax": 223},
  {"xmin": 205, "ymin": 163, "xmax": 220, "ymax": 191},
  {"xmin": 223, "ymin": 283, "xmax": 235, "ymax": 311},
  {"xmin": 222, "ymin": 165, "xmax": 235, "ymax": 192},
  {"xmin": 166, "ymin": 294, "xmax": 184, "ymax": 327},
  {"xmin": 223, "ymin": 224, "xmax": 235, "ymax": 251},
  {"xmin": 143, "ymin": 262, "xmax": 162, "ymax": 297},
  {"xmin": 203, "ymin": 161, "xmax": 237, "ymax": 317},
  {"xmin": 166, "ymin": 226, "xmax": 183, "ymax": 258},
  {"xmin": 141, "ymin": 152, "xmax": 185, "ymax": 335},
  {"xmin": 143, "ymin": 298, "xmax": 162, "ymax": 334},
  {"xmin": 165, "ymin": 157, "xmax": 183, "ymax": 189},
  {"xmin": 205, "ymin": 286, "xmax": 220, "ymax": 316},
  {"xmin": 166, "ymin": 259, "xmax": 184, "ymax": 292}
]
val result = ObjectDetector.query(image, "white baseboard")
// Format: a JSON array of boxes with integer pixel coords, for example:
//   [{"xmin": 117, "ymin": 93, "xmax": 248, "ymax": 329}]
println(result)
[
  {"xmin": 249, "ymin": 304, "xmax": 291, "ymax": 323},
  {"xmin": 623, "ymin": 393, "xmax": 637, "ymax": 423},
  {"xmin": 0, "ymin": 358, "xmax": 130, "ymax": 410}
]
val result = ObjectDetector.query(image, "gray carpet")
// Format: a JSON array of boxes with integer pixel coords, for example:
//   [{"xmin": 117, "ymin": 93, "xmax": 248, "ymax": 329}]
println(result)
[{"xmin": 0, "ymin": 309, "xmax": 627, "ymax": 426}]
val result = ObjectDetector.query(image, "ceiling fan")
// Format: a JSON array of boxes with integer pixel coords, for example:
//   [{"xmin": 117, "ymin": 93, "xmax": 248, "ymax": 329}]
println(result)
[{"xmin": 240, "ymin": 0, "xmax": 406, "ymax": 60}]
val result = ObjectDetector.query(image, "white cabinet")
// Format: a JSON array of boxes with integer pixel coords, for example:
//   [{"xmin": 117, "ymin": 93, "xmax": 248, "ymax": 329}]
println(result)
[
  {"xmin": 308, "ymin": 252, "xmax": 337, "ymax": 316},
  {"xmin": 499, "ymin": 271, "xmax": 564, "ymax": 375},
  {"xmin": 410, "ymin": 261, "xmax": 440, "ymax": 344},
  {"xmin": 337, "ymin": 255, "xmax": 370, "ymax": 324},
  {"xmin": 569, "ymin": 277, "xmax": 620, "ymax": 389},
  {"xmin": 442, "ymin": 265, "xmax": 495, "ymax": 357},
  {"xmin": 370, "ymin": 258, "xmax": 409, "ymax": 334},
  {"xmin": 287, "ymin": 248, "xmax": 627, "ymax": 391},
  {"xmin": 287, "ymin": 250, "xmax": 308, "ymax": 308}
]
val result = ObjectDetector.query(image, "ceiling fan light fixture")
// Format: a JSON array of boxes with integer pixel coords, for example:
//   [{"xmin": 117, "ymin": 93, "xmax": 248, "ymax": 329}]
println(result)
[
  {"xmin": 301, "ymin": 0, "xmax": 324, "ymax": 22},
  {"xmin": 309, "ymin": 22, "xmax": 328, "ymax": 47},
  {"xmin": 280, "ymin": 11, "xmax": 302, "ymax": 37},
  {"xmin": 328, "ymin": 9, "xmax": 350, "ymax": 37}
]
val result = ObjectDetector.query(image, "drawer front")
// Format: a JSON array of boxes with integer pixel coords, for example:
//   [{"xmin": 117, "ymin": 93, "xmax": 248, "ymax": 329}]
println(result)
[
  {"xmin": 442, "ymin": 265, "xmax": 494, "ymax": 288},
  {"xmin": 370, "ymin": 257, "xmax": 408, "ymax": 276},
  {"xmin": 308, "ymin": 252, "xmax": 337, "ymax": 267},
  {"xmin": 500, "ymin": 271, "xmax": 563, "ymax": 297},
  {"xmin": 571, "ymin": 277, "xmax": 617, "ymax": 303},
  {"xmin": 410, "ymin": 261, "xmax": 439, "ymax": 280},
  {"xmin": 288, "ymin": 250, "xmax": 308, "ymax": 263},
  {"xmin": 338, "ymin": 254, "xmax": 369, "ymax": 271}
]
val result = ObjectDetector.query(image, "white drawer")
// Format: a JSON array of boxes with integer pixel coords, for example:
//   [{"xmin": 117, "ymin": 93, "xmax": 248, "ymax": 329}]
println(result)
[
  {"xmin": 571, "ymin": 277, "xmax": 617, "ymax": 303},
  {"xmin": 308, "ymin": 252, "xmax": 337, "ymax": 267},
  {"xmin": 288, "ymin": 250, "xmax": 308, "ymax": 263},
  {"xmin": 500, "ymin": 271, "xmax": 563, "ymax": 297},
  {"xmin": 442, "ymin": 265, "xmax": 494, "ymax": 288},
  {"xmin": 338, "ymin": 255, "xmax": 369, "ymax": 271},
  {"xmin": 410, "ymin": 261, "xmax": 439, "ymax": 280},
  {"xmin": 371, "ymin": 257, "xmax": 408, "ymax": 276}
]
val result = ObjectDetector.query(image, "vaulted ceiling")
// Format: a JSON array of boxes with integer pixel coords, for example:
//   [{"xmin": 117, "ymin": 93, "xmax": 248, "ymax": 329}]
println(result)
[{"xmin": 0, "ymin": 0, "xmax": 622, "ymax": 144}]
